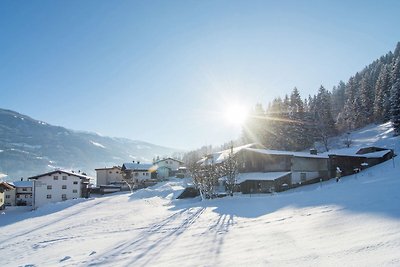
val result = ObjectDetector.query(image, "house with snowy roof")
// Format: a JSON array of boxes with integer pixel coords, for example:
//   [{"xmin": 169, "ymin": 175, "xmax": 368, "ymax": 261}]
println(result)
[
  {"xmin": 153, "ymin": 158, "xmax": 184, "ymax": 179},
  {"xmin": 28, "ymin": 170, "xmax": 91, "ymax": 208},
  {"xmin": 199, "ymin": 144, "xmax": 330, "ymax": 194},
  {"xmin": 121, "ymin": 162, "xmax": 157, "ymax": 188},
  {"xmin": 94, "ymin": 166, "xmax": 129, "ymax": 189},
  {"xmin": 199, "ymin": 143, "xmax": 395, "ymax": 194}
]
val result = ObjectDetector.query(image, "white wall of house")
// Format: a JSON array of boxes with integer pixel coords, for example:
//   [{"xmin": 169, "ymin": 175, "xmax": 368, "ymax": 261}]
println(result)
[
  {"xmin": 155, "ymin": 158, "xmax": 183, "ymax": 178},
  {"xmin": 95, "ymin": 167, "xmax": 123, "ymax": 186},
  {"xmin": 13, "ymin": 182, "xmax": 33, "ymax": 206},
  {"xmin": 4, "ymin": 189, "xmax": 16, "ymax": 206},
  {"xmin": 131, "ymin": 170, "xmax": 151, "ymax": 183},
  {"xmin": 33, "ymin": 173, "xmax": 84, "ymax": 208}
]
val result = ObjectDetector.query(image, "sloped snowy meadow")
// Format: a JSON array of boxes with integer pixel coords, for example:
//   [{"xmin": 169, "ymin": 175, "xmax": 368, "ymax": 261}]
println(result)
[{"xmin": 1, "ymin": 123, "xmax": 399, "ymax": 266}]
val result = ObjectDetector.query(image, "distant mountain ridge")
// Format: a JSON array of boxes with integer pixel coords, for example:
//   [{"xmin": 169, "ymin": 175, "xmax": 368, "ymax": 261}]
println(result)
[{"xmin": 0, "ymin": 108, "xmax": 182, "ymax": 180}]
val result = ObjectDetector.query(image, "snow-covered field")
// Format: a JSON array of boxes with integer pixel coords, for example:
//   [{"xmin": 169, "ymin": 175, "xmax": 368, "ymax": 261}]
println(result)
[{"xmin": 1, "ymin": 123, "xmax": 400, "ymax": 267}]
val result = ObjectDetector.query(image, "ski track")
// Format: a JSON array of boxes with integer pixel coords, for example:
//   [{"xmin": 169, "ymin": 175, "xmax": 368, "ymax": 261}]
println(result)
[{"xmin": 84, "ymin": 206, "xmax": 206, "ymax": 266}]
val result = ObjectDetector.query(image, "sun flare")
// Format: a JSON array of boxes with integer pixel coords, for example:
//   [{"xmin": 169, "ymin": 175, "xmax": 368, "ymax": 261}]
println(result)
[{"xmin": 223, "ymin": 104, "xmax": 248, "ymax": 126}]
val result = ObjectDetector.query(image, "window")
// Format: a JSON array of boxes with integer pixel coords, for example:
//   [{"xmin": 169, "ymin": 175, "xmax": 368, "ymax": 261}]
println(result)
[
  {"xmin": 47, "ymin": 185, "xmax": 52, "ymax": 190},
  {"xmin": 62, "ymin": 185, "xmax": 67, "ymax": 189},
  {"xmin": 47, "ymin": 195, "xmax": 52, "ymax": 199},
  {"xmin": 116, "ymin": 171, "xmax": 119, "ymax": 174},
  {"xmin": 135, "ymin": 172, "xmax": 139, "ymax": 177},
  {"xmin": 109, "ymin": 171, "xmax": 112, "ymax": 174},
  {"xmin": 62, "ymin": 176, "xmax": 67, "ymax": 180},
  {"xmin": 73, "ymin": 189, "xmax": 78, "ymax": 193},
  {"xmin": 22, "ymin": 188, "xmax": 27, "ymax": 191},
  {"xmin": 146, "ymin": 173, "xmax": 149, "ymax": 176},
  {"xmin": 6, "ymin": 195, "xmax": 10, "ymax": 199},
  {"xmin": 53, "ymin": 176, "xmax": 58, "ymax": 180},
  {"xmin": 73, "ymin": 181, "xmax": 78, "ymax": 185},
  {"xmin": 62, "ymin": 194, "xmax": 67, "ymax": 200}
]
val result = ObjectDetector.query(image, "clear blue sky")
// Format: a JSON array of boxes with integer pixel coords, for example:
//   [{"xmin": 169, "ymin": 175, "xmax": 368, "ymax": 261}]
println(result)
[{"xmin": 1, "ymin": 0, "xmax": 400, "ymax": 150}]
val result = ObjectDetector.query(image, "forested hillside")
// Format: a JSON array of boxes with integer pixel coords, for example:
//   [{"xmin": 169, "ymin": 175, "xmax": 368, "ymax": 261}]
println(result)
[{"xmin": 243, "ymin": 42, "xmax": 400, "ymax": 151}]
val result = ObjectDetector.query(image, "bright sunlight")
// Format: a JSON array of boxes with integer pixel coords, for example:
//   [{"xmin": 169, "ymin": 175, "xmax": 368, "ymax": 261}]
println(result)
[{"xmin": 223, "ymin": 103, "xmax": 248, "ymax": 126}]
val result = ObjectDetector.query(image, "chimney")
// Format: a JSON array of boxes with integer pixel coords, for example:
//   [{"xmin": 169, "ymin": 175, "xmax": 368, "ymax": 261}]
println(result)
[{"xmin": 21, "ymin": 177, "xmax": 23, "ymax": 181}]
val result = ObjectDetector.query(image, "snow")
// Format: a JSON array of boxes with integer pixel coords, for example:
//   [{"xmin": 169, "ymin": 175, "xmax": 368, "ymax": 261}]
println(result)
[
  {"xmin": 1, "ymin": 123, "xmax": 400, "ymax": 266},
  {"xmin": 236, "ymin": 171, "xmax": 291, "ymax": 183},
  {"xmin": 0, "ymin": 172, "xmax": 7, "ymax": 179},
  {"xmin": 90, "ymin": 140, "xmax": 106, "ymax": 149},
  {"xmin": 122, "ymin": 162, "xmax": 153, "ymax": 170},
  {"xmin": 10, "ymin": 180, "xmax": 33, "ymax": 187}
]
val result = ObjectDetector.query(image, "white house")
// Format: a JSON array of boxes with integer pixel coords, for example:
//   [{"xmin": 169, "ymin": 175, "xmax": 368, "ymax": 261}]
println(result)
[
  {"xmin": 28, "ymin": 170, "xmax": 91, "ymax": 208},
  {"xmin": 154, "ymin": 158, "xmax": 184, "ymax": 179},
  {"xmin": 11, "ymin": 180, "xmax": 33, "ymax": 206},
  {"xmin": 121, "ymin": 162, "xmax": 155, "ymax": 187},
  {"xmin": 95, "ymin": 166, "xmax": 126, "ymax": 187}
]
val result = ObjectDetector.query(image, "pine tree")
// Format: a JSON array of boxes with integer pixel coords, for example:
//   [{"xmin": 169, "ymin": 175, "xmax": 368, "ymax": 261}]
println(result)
[
  {"xmin": 331, "ymin": 81, "xmax": 346, "ymax": 120},
  {"xmin": 313, "ymin": 86, "xmax": 336, "ymax": 151},
  {"xmin": 359, "ymin": 74, "xmax": 374, "ymax": 125},
  {"xmin": 390, "ymin": 58, "xmax": 400, "ymax": 136},
  {"xmin": 373, "ymin": 65, "xmax": 391, "ymax": 122}
]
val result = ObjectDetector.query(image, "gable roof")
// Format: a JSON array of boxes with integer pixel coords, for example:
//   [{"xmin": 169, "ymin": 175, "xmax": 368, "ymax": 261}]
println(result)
[
  {"xmin": 28, "ymin": 170, "xmax": 92, "ymax": 180},
  {"xmin": 0, "ymin": 182, "xmax": 15, "ymax": 190},
  {"xmin": 95, "ymin": 166, "xmax": 121, "ymax": 171},
  {"xmin": 122, "ymin": 163, "xmax": 154, "ymax": 171},
  {"xmin": 154, "ymin": 157, "xmax": 184, "ymax": 164}
]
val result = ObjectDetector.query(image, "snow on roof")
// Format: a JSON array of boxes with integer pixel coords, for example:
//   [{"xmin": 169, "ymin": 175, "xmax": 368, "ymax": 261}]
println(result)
[
  {"xmin": 362, "ymin": 150, "xmax": 392, "ymax": 158},
  {"xmin": 11, "ymin": 181, "xmax": 33, "ymax": 187},
  {"xmin": 236, "ymin": 172, "xmax": 291, "ymax": 184},
  {"xmin": 28, "ymin": 170, "xmax": 92, "ymax": 180},
  {"xmin": 154, "ymin": 157, "xmax": 184, "ymax": 164},
  {"xmin": 122, "ymin": 163, "xmax": 153, "ymax": 171},
  {"xmin": 327, "ymin": 149, "xmax": 392, "ymax": 158},
  {"xmin": 243, "ymin": 148, "xmax": 329, "ymax": 159},
  {"xmin": 0, "ymin": 182, "xmax": 15, "ymax": 190},
  {"xmin": 198, "ymin": 144, "xmax": 265, "ymax": 165}
]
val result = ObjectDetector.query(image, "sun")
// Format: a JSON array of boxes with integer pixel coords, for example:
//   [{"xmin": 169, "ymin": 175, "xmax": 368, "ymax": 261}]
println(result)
[{"xmin": 223, "ymin": 104, "xmax": 248, "ymax": 126}]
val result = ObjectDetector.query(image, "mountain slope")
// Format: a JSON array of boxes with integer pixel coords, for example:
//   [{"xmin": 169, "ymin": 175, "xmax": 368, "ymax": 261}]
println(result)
[
  {"xmin": 0, "ymin": 123, "xmax": 399, "ymax": 266},
  {"xmin": 0, "ymin": 108, "xmax": 182, "ymax": 179}
]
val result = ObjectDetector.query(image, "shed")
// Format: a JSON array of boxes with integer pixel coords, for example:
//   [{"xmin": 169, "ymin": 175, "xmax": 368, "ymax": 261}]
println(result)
[{"xmin": 237, "ymin": 172, "xmax": 291, "ymax": 194}]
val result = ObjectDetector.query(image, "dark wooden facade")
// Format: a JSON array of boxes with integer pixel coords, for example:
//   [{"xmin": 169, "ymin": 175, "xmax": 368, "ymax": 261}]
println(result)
[
  {"xmin": 237, "ymin": 150, "xmax": 292, "ymax": 173},
  {"xmin": 240, "ymin": 173, "xmax": 291, "ymax": 194}
]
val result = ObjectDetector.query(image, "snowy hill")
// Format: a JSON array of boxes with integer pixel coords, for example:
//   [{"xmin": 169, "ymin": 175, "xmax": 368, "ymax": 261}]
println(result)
[
  {"xmin": 0, "ymin": 123, "xmax": 399, "ymax": 266},
  {"xmin": 0, "ymin": 108, "xmax": 182, "ymax": 179}
]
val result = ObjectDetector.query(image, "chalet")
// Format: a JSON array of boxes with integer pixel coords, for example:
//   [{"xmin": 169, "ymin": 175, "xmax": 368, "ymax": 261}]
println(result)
[
  {"xmin": 95, "ymin": 166, "xmax": 128, "ymax": 190},
  {"xmin": 199, "ymin": 144, "xmax": 330, "ymax": 193},
  {"xmin": 121, "ymin": 162, "xmax": 156, "ymax": 188},
  {"xmin": 153, "ymin": 158, "xmax": 184, "ymax": 179},
  {"xmin": 28, "ymin": 170, "xmax": 91, "ymax": 208}
]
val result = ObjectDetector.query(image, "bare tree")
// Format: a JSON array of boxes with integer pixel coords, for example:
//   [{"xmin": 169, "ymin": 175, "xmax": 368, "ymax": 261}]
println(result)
[
  {"xmin": 220, "ymin": 146, "xmax": 238, "ymax": 196},
  {"xmin": 121, "ymin": 169, "xmax": 135, "ymax": 192}
]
